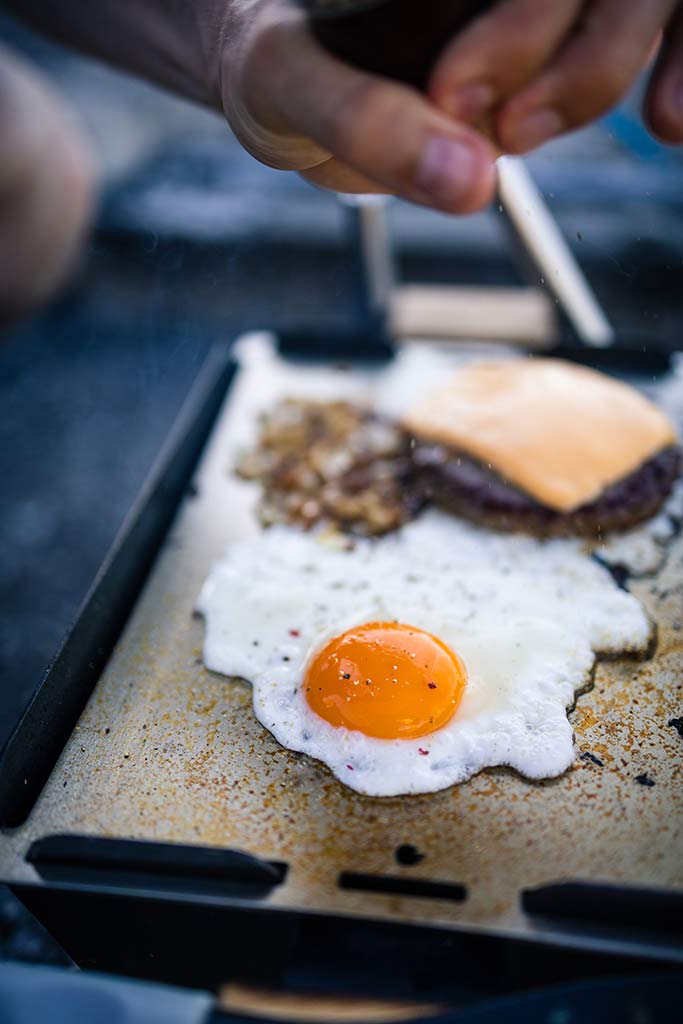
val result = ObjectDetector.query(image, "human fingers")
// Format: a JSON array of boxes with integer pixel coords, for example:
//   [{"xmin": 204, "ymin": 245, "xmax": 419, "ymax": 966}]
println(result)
[
  {"xmin": 222, "ymin": 2, "xmax": 496, "ymax": 213},
  {"xmin": 497, "ymin": 0, "xmax": 678, "ymax": 153},
  {"xmin": 428, "ymin": 0, "xmax": 583, "ymax": 125},
  {"xmin": 643, "ymin": 3, "xmax": 683, "ymax": 142},
  {"xmin": 300, "ymin": 159, "xmax": 389, "ymax": 195},
  {"xmin": 0, "ymin": 46, "xmax": 94, "ymax": 326}
]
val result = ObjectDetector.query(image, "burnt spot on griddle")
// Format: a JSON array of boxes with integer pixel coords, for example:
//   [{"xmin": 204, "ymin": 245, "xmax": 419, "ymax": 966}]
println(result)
[
  {"xmin": 635, "ymin": 773, "xmax": 656, "ymax": 787},
  {"xmin": 580, "ymin": 751, "xmax": 604, "ymax": 767},
  {"xmin": 395, "ymin": 844, "xmax": 425, "ymax": 866},
  {"xmin": 668, "ymin": 717, "xmax": 683, "ymax": 740}
]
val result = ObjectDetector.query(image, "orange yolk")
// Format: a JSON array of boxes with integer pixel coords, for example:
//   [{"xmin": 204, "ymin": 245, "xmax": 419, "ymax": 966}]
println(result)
[{"xmin": 303, "ymin": 622, "xmax": 466, "ymax": 740}]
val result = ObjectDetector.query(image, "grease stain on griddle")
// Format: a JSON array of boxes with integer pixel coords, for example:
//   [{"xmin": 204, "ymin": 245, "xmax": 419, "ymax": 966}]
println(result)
[{"xmin": 395, "ymin": 844, "xmax": 425, "ymax": 866}]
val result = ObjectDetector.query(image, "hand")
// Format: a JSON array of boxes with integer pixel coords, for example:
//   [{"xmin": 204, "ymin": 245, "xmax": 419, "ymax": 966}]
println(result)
[
  {"xmin": 0, "ymin": 46, "xmax": 94, "ymax": 326},
  {"xmin": 426, "ymin": 0, "xmax": 683, "ymax": 152},
  {"xmin": 214, "ymin": 0, "xmax": 497, "ymax": 214}
]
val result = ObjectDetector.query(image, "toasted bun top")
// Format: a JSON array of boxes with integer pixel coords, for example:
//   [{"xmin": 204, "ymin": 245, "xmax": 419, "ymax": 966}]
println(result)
[{"xmin": 403, "ymin": 359, "xmax": 677, "ymax": 512}]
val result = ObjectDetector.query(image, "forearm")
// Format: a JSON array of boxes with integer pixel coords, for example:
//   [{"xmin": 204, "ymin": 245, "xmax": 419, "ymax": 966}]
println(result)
[{"xmin": 3, "ymin": 0, "xmax": 236, "ymax": 109}]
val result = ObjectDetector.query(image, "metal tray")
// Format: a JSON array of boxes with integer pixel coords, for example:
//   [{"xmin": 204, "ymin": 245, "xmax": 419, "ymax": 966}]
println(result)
[{"xmin": 1, "ymin": 333, "xmax": 681, "ymax": 998}]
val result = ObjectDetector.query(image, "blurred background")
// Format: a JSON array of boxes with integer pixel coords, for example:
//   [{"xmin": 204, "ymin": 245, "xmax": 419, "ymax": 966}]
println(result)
[{"xmin": 1, "ymin": 10, "xmax": 682, "ymax": 763}]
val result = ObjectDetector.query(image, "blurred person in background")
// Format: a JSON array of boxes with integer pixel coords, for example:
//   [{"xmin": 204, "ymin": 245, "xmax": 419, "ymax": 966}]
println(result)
[{"xmin": 1, "ymin": 0, "xmax": 682, "ymax": 326}]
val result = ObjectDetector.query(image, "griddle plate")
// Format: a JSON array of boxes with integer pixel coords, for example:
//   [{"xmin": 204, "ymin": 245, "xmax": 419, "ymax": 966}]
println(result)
[{"xmin": 1, "ymin": 337, "xmax": 681, "ymax": 964}]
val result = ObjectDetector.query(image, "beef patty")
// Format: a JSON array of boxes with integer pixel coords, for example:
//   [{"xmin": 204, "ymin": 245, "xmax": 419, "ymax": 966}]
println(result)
[{"xmin": 413, "ymin": 443, "xmax": 681, "ymax": 538}]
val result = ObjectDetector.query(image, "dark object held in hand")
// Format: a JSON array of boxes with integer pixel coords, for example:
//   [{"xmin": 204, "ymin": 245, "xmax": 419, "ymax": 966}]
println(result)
[{"xmin": 301, "ymin": 0, "xmax": 495, "ymax": 89}]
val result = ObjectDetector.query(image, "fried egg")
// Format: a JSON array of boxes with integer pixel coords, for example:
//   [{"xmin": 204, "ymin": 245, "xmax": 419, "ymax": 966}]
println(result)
[{"xmin": 197, "ymin": 511, "xmax": 651, "ymax": 796}]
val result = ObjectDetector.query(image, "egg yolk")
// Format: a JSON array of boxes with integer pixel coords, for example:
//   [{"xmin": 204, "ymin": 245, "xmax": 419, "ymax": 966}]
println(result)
[{"xmin": 303, "ymin": 622, "xmax": 466, "ymax": 740}]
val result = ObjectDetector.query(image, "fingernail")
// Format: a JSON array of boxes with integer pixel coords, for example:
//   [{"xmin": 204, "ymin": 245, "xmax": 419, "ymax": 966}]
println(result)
[
  {"xmin": 510, "ymin": 107, "xmax": 564, "ymax": 152},
  {"xmin": 416, "ymin": 137, "xmax": 477, "ymax": 207},
  {"xmin": 447, "ymin": 81, "xmax": 494, "ymax": 121}
]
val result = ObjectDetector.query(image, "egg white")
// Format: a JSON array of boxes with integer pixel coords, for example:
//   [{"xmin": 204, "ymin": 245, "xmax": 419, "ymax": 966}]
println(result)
[{"xmin": 197, "ymin": 510, "xmax": 652, "ymax": 797}]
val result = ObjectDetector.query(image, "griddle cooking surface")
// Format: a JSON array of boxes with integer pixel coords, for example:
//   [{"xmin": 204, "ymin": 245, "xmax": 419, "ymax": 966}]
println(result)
[{"xmin": 3, "ymin": 336, "xmax": 682, "ymax": 957}]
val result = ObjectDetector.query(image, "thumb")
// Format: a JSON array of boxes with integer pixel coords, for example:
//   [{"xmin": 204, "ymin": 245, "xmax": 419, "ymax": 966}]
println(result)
[{"xmin": 231, "ymin": 4, "xmax": 497, "ymax": 214}]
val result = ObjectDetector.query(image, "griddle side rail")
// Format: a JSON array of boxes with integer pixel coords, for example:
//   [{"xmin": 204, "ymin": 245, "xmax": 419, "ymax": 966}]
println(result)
[{"xmin": 0, "ymin": 345, "xmax": 237, "ymax": 828}]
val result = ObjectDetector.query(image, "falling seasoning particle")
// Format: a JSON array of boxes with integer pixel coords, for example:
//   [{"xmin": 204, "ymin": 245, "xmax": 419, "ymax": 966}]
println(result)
[
  {"xmin": 668, "ymin": 717, "xmax": 683, "ymax": 740},
  {"xmin": 635, "ymin": 773, "xmax": 655, "ymax": 787},
  {"xmin": 289, "ymin": 629, "xmax": 301, "ymax": 637},
  {"xmin": 282, "ymin": 656, "xmax": 290, "ymax": 662},
  {"xmin": 428, "ymin": 682, "xmax": 437, "ymax": 690},
  {"xmin": 347, "ymin": 764, "xmax": 354, "ymax": 771},
  {"xmin": 123, "ymin": 754, "xmax": 130, "ymax": 760},
  {"xmin": 104, "ymin": 728, "xmax": 110, "ymax": 735},
  {"xmin": 576, "ymin": 231, "xmax": 583, "ymax": 241},
  {"xmin": 252, "ymin": 640, "xmax": 259, "ymax": 646},
  {"xmin": 418, "ymin": 748, "xmax": 429, "ymax": 756},
  {"xmin": 580, "ymin": 751, "xmax": 604, "ymax": 767},
  {"xmin": 342, "ymin": 673, "xmax": 351, "ymax": 679}
]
